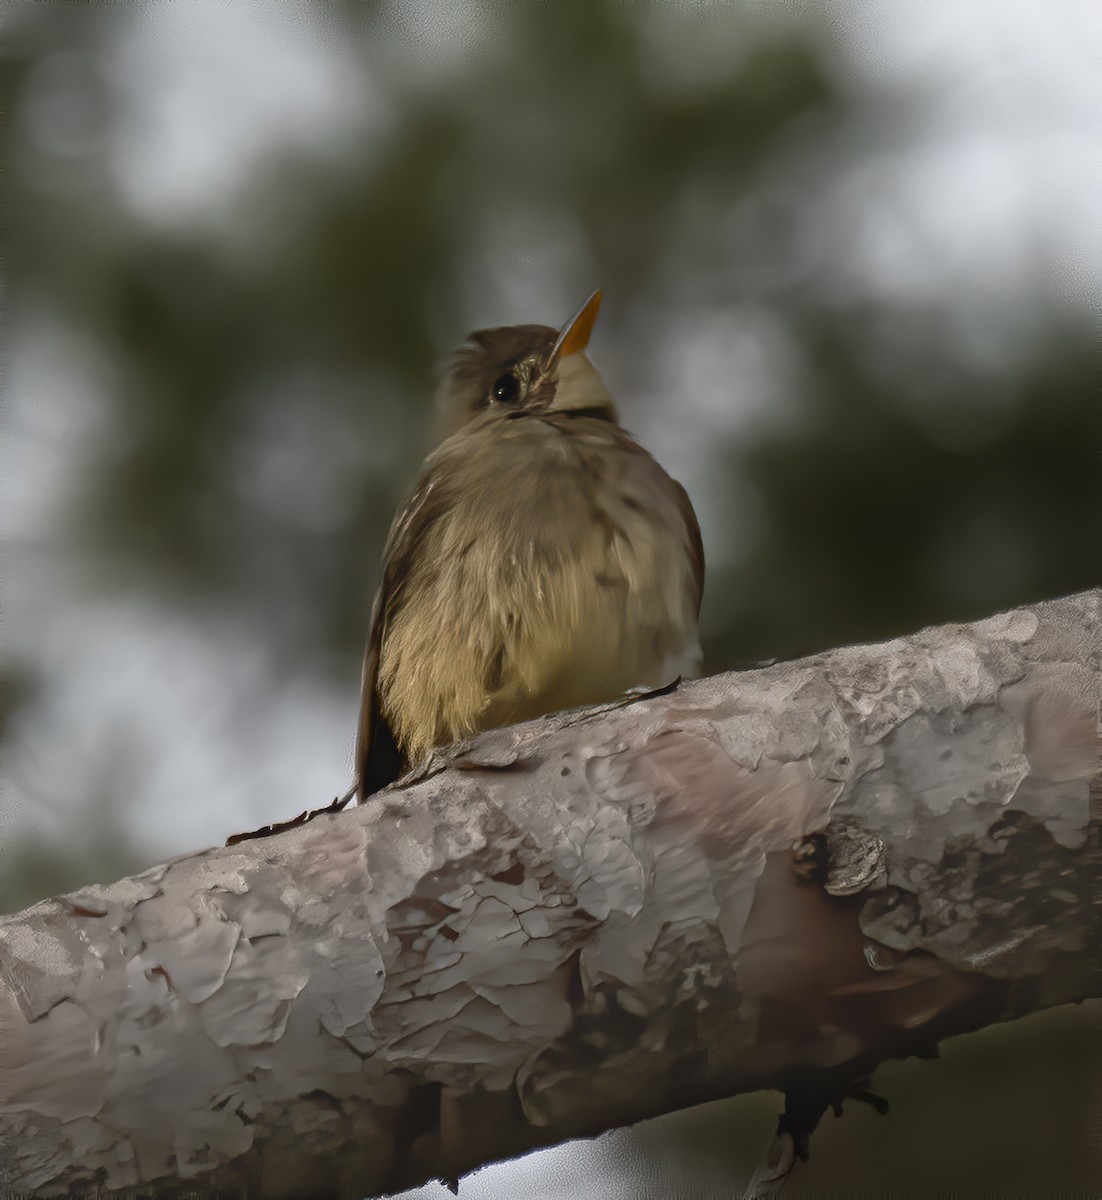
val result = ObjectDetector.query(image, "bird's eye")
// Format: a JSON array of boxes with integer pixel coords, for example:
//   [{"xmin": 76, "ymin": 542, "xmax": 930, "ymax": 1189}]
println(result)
[{"xmin": 491, "ymin": 373, "xmax": 520, "ymax": 404}]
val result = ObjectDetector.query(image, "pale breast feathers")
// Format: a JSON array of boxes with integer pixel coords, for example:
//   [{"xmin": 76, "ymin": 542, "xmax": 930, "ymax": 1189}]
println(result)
[{"xmin": 356, "ymin": 413, "xmax": 703, "ymax": 794}]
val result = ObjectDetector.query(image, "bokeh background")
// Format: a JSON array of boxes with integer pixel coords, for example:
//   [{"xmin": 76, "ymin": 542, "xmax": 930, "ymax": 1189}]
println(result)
[{"xmin": 3, "ymin": 1, "xmax": 1099, "ymax": 1195}]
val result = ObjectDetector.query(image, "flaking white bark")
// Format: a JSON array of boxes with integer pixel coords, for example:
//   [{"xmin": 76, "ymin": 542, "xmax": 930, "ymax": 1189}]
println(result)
[{"xmin": 1, "ymin": 590, "xmax": 1099, "ymax": 1198}]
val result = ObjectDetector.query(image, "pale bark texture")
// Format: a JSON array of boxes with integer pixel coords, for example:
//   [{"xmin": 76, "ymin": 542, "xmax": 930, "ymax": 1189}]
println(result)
[{"xmin": 1, "ymin": 590, "xmax": 1099, "ymax": 1198}]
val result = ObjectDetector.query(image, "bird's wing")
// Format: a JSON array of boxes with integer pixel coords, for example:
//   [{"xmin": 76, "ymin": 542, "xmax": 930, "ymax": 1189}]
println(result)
[
  {"xmin": 355, "ymin": 610, "xmax": 402, "ymax": 800},
  {"xmin": 599, "ymin": 419, "xmax": 705, "ymax": 616},
  {"xmin": 673, "ymin": 476, "xmax": 706, "ymax": 616},
  {"xmin": 355, "ymin": 470, "xmax": 447, "ymax": 799}
]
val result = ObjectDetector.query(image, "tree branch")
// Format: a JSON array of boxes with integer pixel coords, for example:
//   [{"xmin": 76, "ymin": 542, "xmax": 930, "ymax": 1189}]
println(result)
[{"xmin": 2, "ymin": 591, "xmax": 1099, "ymax": 1198}]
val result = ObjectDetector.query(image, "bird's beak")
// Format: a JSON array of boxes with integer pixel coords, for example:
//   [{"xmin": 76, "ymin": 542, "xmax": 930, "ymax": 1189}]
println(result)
[{"xmin": 550, "ymin": 290, "xmax": 602, "ymax": 364}]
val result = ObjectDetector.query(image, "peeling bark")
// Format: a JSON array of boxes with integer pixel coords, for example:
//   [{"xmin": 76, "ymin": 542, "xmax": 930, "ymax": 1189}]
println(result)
[{"xmin": 1, "ymin": 590, "xmax": 1099, "ymax": 1198}]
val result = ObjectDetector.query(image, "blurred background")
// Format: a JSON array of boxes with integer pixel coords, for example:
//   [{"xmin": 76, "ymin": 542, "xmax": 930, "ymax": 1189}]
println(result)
[{"xmin": 2, "ymin": 0, "xmax": 1099, "ymax": 1195}]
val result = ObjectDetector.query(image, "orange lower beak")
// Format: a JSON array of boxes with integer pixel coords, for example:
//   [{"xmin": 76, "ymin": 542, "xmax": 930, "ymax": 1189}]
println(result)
[{"xmin": 550, "ymin": 290, "xmax": 603, "ymax": 363}]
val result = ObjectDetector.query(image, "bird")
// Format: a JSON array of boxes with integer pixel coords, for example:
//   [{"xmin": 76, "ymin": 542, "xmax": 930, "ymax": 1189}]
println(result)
[{"xmin": 356, "ymin": 290, "xmax": 704, "ymax": 799}]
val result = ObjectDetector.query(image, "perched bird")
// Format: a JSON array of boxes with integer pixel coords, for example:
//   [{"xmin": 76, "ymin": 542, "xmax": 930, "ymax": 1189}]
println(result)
[{"xmin": 356, "ymin": 291, "xmax": 704, "ymax": 798}]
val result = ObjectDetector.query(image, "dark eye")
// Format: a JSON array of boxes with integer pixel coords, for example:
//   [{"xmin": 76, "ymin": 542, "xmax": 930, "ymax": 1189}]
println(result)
[{"xmin": 491, "ymin": 373, "xmax": 520, "ymax": 404}]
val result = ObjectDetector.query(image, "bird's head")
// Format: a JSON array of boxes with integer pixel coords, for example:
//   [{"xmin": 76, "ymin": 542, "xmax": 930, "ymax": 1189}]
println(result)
[{"xmin": 436, "ymin": 290, "xmax": 617, "ymax": 437}]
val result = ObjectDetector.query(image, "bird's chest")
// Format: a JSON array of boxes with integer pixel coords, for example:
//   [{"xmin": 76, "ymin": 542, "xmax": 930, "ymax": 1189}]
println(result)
[
  {"xmin": 454, "ymin": 424, "xmax": 657, "ymax": 599},
  {"xmin": 378, "ymin": 415, "xmax": 700, "ymax": 756},
  {"xmin": 440, "ymin": 425, "xmax": 694, "ymax": 703}
]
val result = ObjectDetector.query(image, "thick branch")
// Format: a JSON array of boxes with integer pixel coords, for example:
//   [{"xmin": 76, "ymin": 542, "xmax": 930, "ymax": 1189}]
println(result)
[{"xmin": 1, "ymin": 591, "xmax": 1099, "ymax": 1197}]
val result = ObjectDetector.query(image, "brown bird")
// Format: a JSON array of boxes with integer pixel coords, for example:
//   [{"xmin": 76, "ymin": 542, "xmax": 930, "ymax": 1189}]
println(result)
[{"xmin": 356, "ymin": 291, "xmax": 704, "ymax": 798}]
